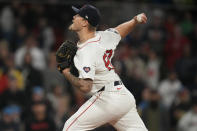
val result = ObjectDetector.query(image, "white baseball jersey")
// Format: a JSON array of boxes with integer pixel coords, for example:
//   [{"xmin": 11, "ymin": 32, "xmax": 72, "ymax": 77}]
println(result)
[
  {"xmin": 63, "ymin": 28, "xmax": 148, "ymax": 131},
  {"xmin": 74, "ymin": 28, "xmax": 121, "ymax": 93}
]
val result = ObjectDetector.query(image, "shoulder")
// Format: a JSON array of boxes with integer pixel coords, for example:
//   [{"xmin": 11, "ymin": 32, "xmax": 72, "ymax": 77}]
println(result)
[
  {"xmin": 105, "ymin": 28, "xmax": 120, "ymax": 34},
  {"xmin": 97, "ymin": 29, "xmax": 121, "ymax": 49},
  {"xmin": 97, "ymin": 28, "xmax": 120, "ymax": 36}
]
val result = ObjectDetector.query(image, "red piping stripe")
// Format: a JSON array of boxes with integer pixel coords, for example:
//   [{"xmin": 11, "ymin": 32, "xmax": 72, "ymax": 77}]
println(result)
[
  {"xmin": 66, "ymin": 92, "xmax": 102, "ymax": 131},
  {"xmin": 78, "ymin": 36, "xmax": 101, "ymax": 49}
]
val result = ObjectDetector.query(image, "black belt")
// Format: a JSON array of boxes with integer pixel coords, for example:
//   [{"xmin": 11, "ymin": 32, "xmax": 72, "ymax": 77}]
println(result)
[
  {"xmin": 114, "ymin": 81, "xmax": 122, "ymax": 86},
  {"xmin": 97, "ymin": 81, "xmax": 122, "ymax": 92}
]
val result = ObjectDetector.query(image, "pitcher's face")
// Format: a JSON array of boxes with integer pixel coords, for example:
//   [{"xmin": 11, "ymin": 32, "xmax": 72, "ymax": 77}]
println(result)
[{"xmin": 69, "ymin": 14, "xmax": 86, "ymax": 31}]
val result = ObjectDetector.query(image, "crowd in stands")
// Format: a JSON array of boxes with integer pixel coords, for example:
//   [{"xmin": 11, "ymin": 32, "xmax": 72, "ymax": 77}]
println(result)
[{"xmin": 0, "ymin": 2, "xmax": 197, "ymax": 131}]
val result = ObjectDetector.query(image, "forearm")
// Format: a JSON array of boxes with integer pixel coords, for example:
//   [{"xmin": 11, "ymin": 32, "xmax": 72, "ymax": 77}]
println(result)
[
  {"xmin": 115, "ymin": 18, "xmax": 138, "ymax": 38},
  {"xmin": 63, "ymin": 71, "xmax": 82, "ymax": 87},
  {"xmin": 63, "ymin": 70, "xmax": 92, "ymax": 93}
]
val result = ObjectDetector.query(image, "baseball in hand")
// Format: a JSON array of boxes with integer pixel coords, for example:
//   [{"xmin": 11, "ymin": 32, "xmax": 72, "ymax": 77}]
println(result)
[
  {"xmin": 136, "ymin": 13, "xmax": 147, "ymax": 23},
  {"xmin": 137, "ymin": 14, "xmax": 143, "ymax": 22}
]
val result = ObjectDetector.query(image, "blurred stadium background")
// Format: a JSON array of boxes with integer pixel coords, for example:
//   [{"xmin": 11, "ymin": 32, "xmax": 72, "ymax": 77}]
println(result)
[{"xmin": 0, "ymin": 0, "xmax": 197, "ymax": 131}]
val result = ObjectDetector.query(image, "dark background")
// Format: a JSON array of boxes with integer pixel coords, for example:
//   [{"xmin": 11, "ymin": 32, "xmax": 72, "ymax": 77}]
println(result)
[{"xmin": 0, "ymin": 0, "xmax": 197, "ymax": 131}]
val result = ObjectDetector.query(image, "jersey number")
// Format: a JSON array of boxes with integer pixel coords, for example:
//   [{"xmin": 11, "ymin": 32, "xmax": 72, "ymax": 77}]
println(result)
[{"xmin": 103, "ymin": 49, "xmax": 114, "ymax": 71}]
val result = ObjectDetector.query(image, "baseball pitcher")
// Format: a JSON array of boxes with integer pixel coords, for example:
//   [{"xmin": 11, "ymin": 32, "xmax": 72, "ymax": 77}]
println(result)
[{"xmin": 56, "ymin": 4, "xmax": 148, "ymax": 131}]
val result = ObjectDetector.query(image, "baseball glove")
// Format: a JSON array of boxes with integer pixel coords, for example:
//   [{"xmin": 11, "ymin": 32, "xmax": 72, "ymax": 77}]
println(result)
[{"xmin": 56, "ymin": 40, "xmax": 78, "ymax": 76}]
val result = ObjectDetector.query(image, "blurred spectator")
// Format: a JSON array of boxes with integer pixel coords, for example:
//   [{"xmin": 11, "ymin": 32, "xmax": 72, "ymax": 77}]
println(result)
[
  {"xmin": 158, "ymin": 71, "xmax": 182, "ymax": 109},
  {"xmin": 0, "ymin": 40, "xmax": 9, "ymax": 73},
  {"xmin": 43, "ymin": 51, "xmax": 66, "ymax": 92},
  {"xmin": 177, "ymin": 97, "xmax": 197, "ymax": 131},
  {"xmin": 0, "ymin": 105, "xmax": 22, "ymax": 131},
  {"xmin": 145, "ymin": 9, "xmax": 166, "ymax": 56},
  {"xmin": 164, "ymin": 14, "xmax": 176, "ymax": 38},
  {"xmin": 8, "ymin": 105, "xmax": 22, "ymax": 124},
  {"xmin": 189, "ymin": 74, "xmax": 197, "ymax": 92},
  {"xmin": 8, "ymin": 69, "xmax": 24, "ymax": 90},
  {"xmin": 123, "ymin": 76, "xmax": 146, "ymax": 105},
  {"xmin": 0, "ymin": 72, "xmax": 25, "ymax": 110},
  {"xmin": 164, "ymin": 24, "xmax": 190, "ymax": 70},
  {"xmin": 47, "ymin": 84, "xmax": 70, "ymax": 130},
  {"xmin": 0, "ymin": 40, "xmax": 9, "ymax": 94},
  {"xmin": 21, "ymin": 52, "xmax": 43, "ymax": 92},
  {"xmin": 0, "ymin": 73, "xmax": 8, "ymax": 95},
  {"xmin": 11, "ymin": 24, "xmax": 27, "ymax": 52},
  {"xmin": 37, "ymin": 17, "xmax": 55, "ymax": 56},
  {"xmin": 23, "ymin": 86, "xmax": 53, "ymax": 122},
  {"xmin": 1, "ymin": 41, "xmax": 25, "ymax": 90},
  {"xmin": 124, "ymin": 27, "xmax": 144, "ymax": 48},
  {"xmin": 145, "ymin": 50, "xmax": 160, "ymax": 89},
  {"xmin": 25, "ymin": 102, "xmax": 56, "ymax": 131},
  {"xmin": 15, "ymin": 35, "xmax": 46, "ymax": 70},
  {"xmin": 138, "ymin": 87, "xmax": 151, "ymax": 114},
  {"xmin": 20, "ymin": 51, "xmax": 43, "ymax": 95},
  {"xmin": 180, "ymin": 12, "xmax": 194, "ymax": 36},
  {"xmin": 138, "ymin": 41, "xmax": 150, "ymax": 62},
  {"xmin": 170, "ymin": 88, "xmax": 191, "ymax": 130},
  {"xmin": 123, "ymin": 47, "xmax": 146, "ymax": 104},
  {"xmin": 32, "ymin": 87, "xmax": 45, "ymax": 102},
  {"xmin": 20, "ymin": 5, "xmax": 42, "ymax": 31},
  {"xmin": 175, "ymin": 44, "xmax": 197, "ymax": 86},
  {"xmin": 27, "ymin": 87, "xmax": 53, "ymax": 113},
  {"xmin": 113, "ymin": 43, "xmax": 130, "ymax": 77},
  {"xmin": 124, "ymin": 47, "xmax": 146, "ymax": 80},
  {"xmin": 113, "ymin": 43, "xmax": 131, "ymax": 61},
  {"xmin": 0, "ymin": 6, "xmax": 15, "ymax": 42},
  {"xmin": 141, "ymin": 89, "xmax": 169, "ymax": 131},
  {"xmin": 189, "ymin": 23, "xmax": 197, "ymax": 57}
]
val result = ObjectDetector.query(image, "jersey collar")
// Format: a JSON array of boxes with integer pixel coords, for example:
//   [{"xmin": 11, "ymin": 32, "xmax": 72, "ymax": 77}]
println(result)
[{"xmin": 77, "ymin": 33, "xmax": 101, "ymax": 49}]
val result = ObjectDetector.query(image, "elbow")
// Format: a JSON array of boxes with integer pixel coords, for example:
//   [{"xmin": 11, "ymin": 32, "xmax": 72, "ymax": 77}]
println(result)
[
  {"xmin": 80, "ymin": 85, "xmax": 92, "ymax": 93},
  {"xmin": 79, "ymin": 79, "xmax": 93, "ymax": 93}
]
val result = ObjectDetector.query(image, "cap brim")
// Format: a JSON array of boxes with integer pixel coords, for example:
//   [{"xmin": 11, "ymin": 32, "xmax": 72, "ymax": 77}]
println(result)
[{"xmin": 72, "ymin": 6, "xmax": 80, "ymax": 14}]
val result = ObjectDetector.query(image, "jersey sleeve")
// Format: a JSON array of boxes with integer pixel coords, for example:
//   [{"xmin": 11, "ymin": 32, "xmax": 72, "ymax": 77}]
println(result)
[
  {"xmin": 102, "ymin": 28, "xmax": 121, "ymax": 48},
  {"xmin": 74, "ymin": 50, "xmax": 96, "ymax": 80}
]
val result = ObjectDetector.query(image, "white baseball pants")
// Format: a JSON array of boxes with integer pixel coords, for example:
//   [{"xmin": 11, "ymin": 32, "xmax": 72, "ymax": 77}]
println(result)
[{"xmin": 63, "ymin": 84, "xmax": 148, "ymax": 131}]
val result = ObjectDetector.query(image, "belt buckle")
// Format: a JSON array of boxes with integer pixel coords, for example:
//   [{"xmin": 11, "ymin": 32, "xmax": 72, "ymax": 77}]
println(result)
[{"xmin": 114, "ymin": 81, "xmax": 122, "ymax": 86}]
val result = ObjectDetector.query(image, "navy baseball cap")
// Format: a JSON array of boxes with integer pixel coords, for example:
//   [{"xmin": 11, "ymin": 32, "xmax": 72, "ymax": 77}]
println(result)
[{"xmin": 72, "ymin": 4, "xmax": 101, "ymax": 27}]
